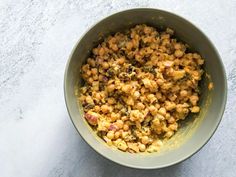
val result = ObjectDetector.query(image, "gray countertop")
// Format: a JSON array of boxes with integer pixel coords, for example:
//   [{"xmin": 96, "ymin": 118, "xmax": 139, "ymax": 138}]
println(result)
[{"xmin": 0, "ymin": 0, "xmax": 236, "ymax": 177}]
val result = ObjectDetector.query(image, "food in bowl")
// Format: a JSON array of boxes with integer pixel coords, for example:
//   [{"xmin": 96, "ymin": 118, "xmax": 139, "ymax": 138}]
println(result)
[{"xmin": 76, "ymin": 24, "xmax": 204, "ymax": 153}]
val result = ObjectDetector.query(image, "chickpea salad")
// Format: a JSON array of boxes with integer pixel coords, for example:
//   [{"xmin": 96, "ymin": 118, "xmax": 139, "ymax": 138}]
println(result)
[{"xmin": 77, "ymin": 24, "xmax": 204, "ymax": 153}]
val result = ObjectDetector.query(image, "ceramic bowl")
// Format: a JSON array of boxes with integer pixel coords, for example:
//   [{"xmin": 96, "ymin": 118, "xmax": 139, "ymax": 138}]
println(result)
[{"xmin": 64, "ymin": 8, "xmax": 227, "ymax": 169}]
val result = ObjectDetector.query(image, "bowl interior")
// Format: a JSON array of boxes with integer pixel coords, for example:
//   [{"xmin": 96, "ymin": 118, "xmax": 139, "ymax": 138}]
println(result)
[{"xmin": 64, "ymin": 8, "xmax": 227, "ymax": 169}]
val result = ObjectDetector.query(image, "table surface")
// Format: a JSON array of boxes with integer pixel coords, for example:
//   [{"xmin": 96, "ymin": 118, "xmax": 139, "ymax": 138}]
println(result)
[{"xmin": 0, "ymin": 0, "xmax": 236, "ymax": 177}]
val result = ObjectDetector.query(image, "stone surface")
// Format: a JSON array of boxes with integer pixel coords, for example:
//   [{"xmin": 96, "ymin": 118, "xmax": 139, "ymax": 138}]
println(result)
[{"xmin": 0, "ymin": 0, "xmax": 235, "ymax": 177}]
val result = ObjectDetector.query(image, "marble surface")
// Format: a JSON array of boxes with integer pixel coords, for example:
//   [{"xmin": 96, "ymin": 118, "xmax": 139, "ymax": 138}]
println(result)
[{"xmin": 0, "ymin": 0, "xmax": 236, "ymax": 177}]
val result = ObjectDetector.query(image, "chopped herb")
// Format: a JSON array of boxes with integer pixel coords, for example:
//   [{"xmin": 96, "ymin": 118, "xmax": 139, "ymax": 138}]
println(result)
[
  {"xmin": 106, "ymin": 68, "xmax": 115, "ymax": 77},
  {"xmin": 142, "ymin": 66, "xmax": 156, "ymax": 74}
]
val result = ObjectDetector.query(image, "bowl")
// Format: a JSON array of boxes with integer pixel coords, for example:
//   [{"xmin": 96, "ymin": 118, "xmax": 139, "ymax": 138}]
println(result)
[{"xmin": 64, "ymin": 8, "xmax": 227, "ymax": 169}]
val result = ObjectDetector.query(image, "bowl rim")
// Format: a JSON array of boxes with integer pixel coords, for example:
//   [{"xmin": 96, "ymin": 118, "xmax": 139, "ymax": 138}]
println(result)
[{"xmin": 64, "ymin": 8, "xmax": 227, "ymax": 169}]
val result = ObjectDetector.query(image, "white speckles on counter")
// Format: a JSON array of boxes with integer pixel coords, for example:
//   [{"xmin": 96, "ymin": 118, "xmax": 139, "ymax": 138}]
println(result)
[{"xmin": 0, "ymin": 1, "xmax": 236, "ymax": 177}]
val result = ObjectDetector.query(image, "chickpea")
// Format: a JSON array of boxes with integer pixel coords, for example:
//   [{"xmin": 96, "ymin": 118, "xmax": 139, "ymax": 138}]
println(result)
[
  {"xmin": 197, "ymin": 58, "xmax": 204, "ymax": 65},
  {"xmin": 190, "ymin": 95, "xmax": 199, "ymax": 106},
  {"xmin": 149, "ymin": 105, "xmax": 158, "ymax": 116},
  {"xmin": 111, "ymin": 112, "xmax": 120, "ymax": 122},
  {"xmin": 127, "ymin": 142, "xmax": 139, "ymax": 152},
  {"xmin": 82, "ymin": 64, "xmax": 89, "ymax": 72},
  {"xmin": 111, "ymin": 44, "xmax": 118, "ymax": 51},
  {"xmin": 156, "ymin": 78, "xmax": 164, "ymax": 85},
  {"xmin": 169, "ymin": 123, "xmax": 178, "ymax": 131},
  {"xmin": 99, "ymin": 91, "xmax": 106, "ymax": 99},
  {"xmin": 107, "ymin": 98, "xmax": 115, "ymax": 105},
  {"xmin": 155, "ymin": 103, "xmax": 161, "ymax": 109},
  {"xmin": 138, "ymin": 143, "xmax": 146, "ymax": 152},
  {"xmin": 87, "ymin": 58, "xmax": 96, "ymax": 67},
  {"xmin": 133, "ymin": 91, "xmax": 140, "ymax": 99},
  {"xmin": 99, "ymin": 47, "xmax": 105, "ymax": 56},
  {"xmin": 191, "ymin": 106, "xmax": 200, "ymax": 113},
  {"xmin": 165, "ymin": 131, "xmax": 174, "ymax": 138},
  {"xmin": 141, "ymin": 87, "xmax": 146, "ymax": 94},
  {"xmin": 102, "ymin": 62, "xmax": 109, "ymax": 69},
  {"xmin": 126, "ymin": 41, "xmax": 133, "ymax": 50},
  {"xmin": 165, "ymin": 113, "xmax": 171, "ymax": 119},
  {"xmin": 104, "ymin": 122, "xmax": 111, "ymax": 129},
  {"xmin": 114, "ymin": 131, "xmax": 121, "ymax": 139},
  {"xmin": 117, "ymin": 57, "xmax": 125, "ymax": 65},
  {"xmin": 126, "ymin": 97, "xmax": 134, "ymax": 106},
  {"xmin": 107, "ymin": 139, "xmax": 113, "ymax": 146},
  {"xmin": 144, "ymin": 26, "xmax": 152, "ymax": 34},
  {"xmin": 86, "ymin": 70, "xmax": 91, "ymax": 76},
  {"xmin": 82, "ymin": 73, "xmax": 88, "ymax": 79},
  {"xmin": 121, "ymin": 116, "xmax": 128, "ymax": 121},
  {"xmin": 92, "ymin": 81, "xmax": 99, "ymax": 91},
  {"xmin": 88, "ymin": 77, "xmax": 94, "ymax": 84},
  {"xmin": 122, "ymin": 131, "xmax": 129, "ymax": 139},
  {"xmin": 95, "ymin": 93, "xmax": 102, "ymax": 100},
  {"xmin": 98, "ymin": 75, "xmax": 103, "ymax": 81},
  {"xmin": 91, "ymin": 68, "xmax": 98, "ymax": 75},
  {"xmin": 162, "ymin": 82, "xmax": 172, "ymax": 90},
  {"xmin": 171, "ymin": 85, "xmax": 180, "ymax": 92},
  {"xmin": 169, "ymin": 94, "xmax": 177, "ymax": 101},
  {"xmin": 158, "ymin": 107, "xmax": 166, "ymax": 115},
  {"xmin": 165, "ymin": 101, "xmax": 176, "ymax": 111},
  {"xmin": 94, "ymin": 105, "xmax": 100, "ymax": 112},
  {"xmin": 176, "ymin": 105, "xmax": 183, "ymax": 113},
  {"xmin": 101, "ymin": 105, "xmax": 110, "ymax": 114},
  {"xmin": 174, "ymin": 43, "xmax": 182, "ymax": 50},
  {"xmin": 148, "ymin": 138, "xmax": 153, "ymax": 144},
  {"xmin": 147, "ymin": 94, "xmax": 156, "ymax": 103},
  {"xmin": 107, "ymin": 84, "xmax": 115, "ymax": 92},
  {"xmin": 140, "ymin": 96, "xmax": 146, "ymax": 102},
  {"xmin": 107, "ymin": 131, "xmax": 114, "ymax": 139},
  {"xmin": 122, "ymin": 84, "xmax": 132, "ymax": 93},
  {"xmin": 167, "ymin": 117, "xmax": 175, "ymax": 124},
  {"xmin": 182, "ymin": 108, "xmax": 189, "ymax": 114},
  {"xmin": 123, "ymin": 124, "xmax": 129, "ymax": 131},
  {"xmin": 117, "ymin": 141, "xmax": 128, "ymax": 151},
  {"xmin": 193, "ymin": 53, "xmax": 201, "ymax": 59},
  {"xmin": 116, "ymin": 120, "xmax": 124, "ymax": 129},
  {"xmin": 152, "ymin": 117, "xmax": 160, "ymax": 126},
  {"xmin": 156, "ymin": 92, "xmax": 162, "ymax": 99},
  {"xmin": 136, "ymin": 102, "xmax": 145, "ymax": 110},
  {"xmin": 93, "ymin": 75, "xmax": 98, "ymax": 81},
  {"xmin": 141, "ymin": 136, "xmax": 149, "ymax": 145},
  {"xmin": 174, "ymin": 49, "xmax": 184, "ymax": 58},
  {"xmin": 85, "ymin": 96, "xmax": 94, "ymax": 105},
  {"xmin": 79, "ymin": 94, "xmax": 86, "ymax": 102},
  {"xmin": 180, "ymin": 90, "xmax": 188, "ymax": 97},
  {"xmin": 162, "ymin": 38, "xmax": 170, "ymax": 46},
  {"xmin": 93, "ymin": 48, "xmax": 98, "ymax": 55}
]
